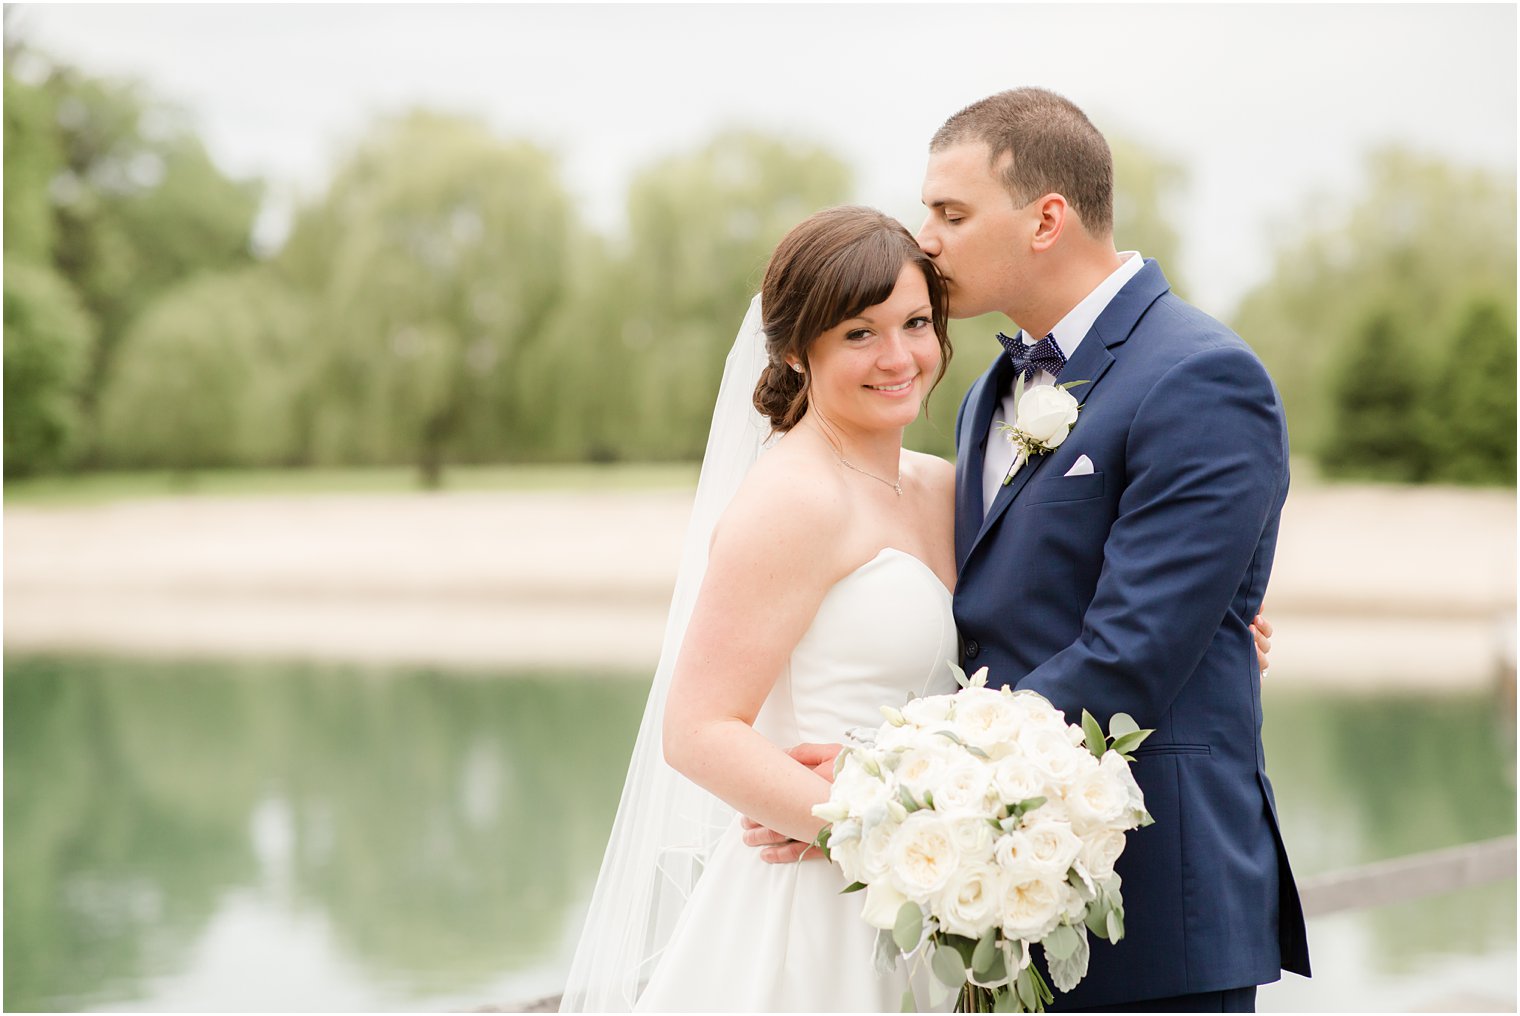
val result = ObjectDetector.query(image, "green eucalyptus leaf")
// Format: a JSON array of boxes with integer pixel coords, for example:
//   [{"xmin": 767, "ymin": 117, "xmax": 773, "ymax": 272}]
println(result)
[
  {"xmin": 1043, "ymin": 923, "xmax": 1080, "ymax": 960},
  {"xmin": 1108, "ymin": 712, "xmax": 1140, "ymax": 738},
  {"xmin": 840, "ymin": 880, "xmax": 867, "ymax": 895},
  {"xmin": 1047, "ymin": 925, "xmax": 1091, "ymax": 993},
  {"xmin": 1106, "ymin": 908, "xmax": 1123, "ymax": 943},
  {"xmin": 893, "ymin": 901, "xmax": 924, "ymax": 953},
  {"xmin": 1109, "ymin": 730, "xmax": 1150, "ymax": 756},
  {"xmin": 932, "ymin": 944, "xmax": 967, "ymax": 987},
  {"xmin": 972, "ymin": 928, "xmax": 998, "ymax": 975},
  {"xmin": 900, "ymin": 988, "xmax": 917, "ymax": 1012},
  {"xmin": 995, "ymin": 986, "xmax": 1021, "ymax": 1013},
  {"xmin": 1081, "ymin": 710, "xmax": 1107, "ymax": 758},
  {"xmin": 951, "ymin": 662, "xmax": 971, "ymax": 690}
]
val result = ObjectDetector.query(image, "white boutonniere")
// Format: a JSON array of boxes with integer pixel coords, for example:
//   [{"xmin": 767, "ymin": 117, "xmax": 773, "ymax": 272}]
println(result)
[{"xmin": 995, "ymin": 375, "xmax": 1089, "ymax": 485}]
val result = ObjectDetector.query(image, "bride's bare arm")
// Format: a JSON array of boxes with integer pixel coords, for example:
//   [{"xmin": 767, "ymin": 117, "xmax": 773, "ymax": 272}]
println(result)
[{"xmin": 662, "ymin": 459, "xmax": 852, "ymax": 845}]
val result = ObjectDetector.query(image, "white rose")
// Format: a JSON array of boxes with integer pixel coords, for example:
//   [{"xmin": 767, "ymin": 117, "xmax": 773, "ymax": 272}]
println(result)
[
  {"xmin": 903, "ymin": 694, "xmax": 954, "ymax": 728},
  {"xmin": 1000, "ymin": 872, "xmax": 1066, "ymax": 942},
  {"xmin": 1019, "ymin": 820, "xmax": 1083, "ymax": 877},
  {"xmin": 934, "ymin": 861, "xmax": 1003, "ymax": 939},
  {"xmin": 888, "ymin": 810, "xmax": 962, "ymax": 900},
  {"xmin": 1076, "ymin": 827, "xmax": 1127, "ymax": 883},
  {"xmin": 946, "ymin": 811, "xmax": 996, "ymax": 857},
  {"xmin": 895, "ymin": 745, "xmax": 955, "ymax": 800},
  {"xmin": 991, "ymin": 753, "xmax": 1046, "ymax": 806},
  {"xmin": 1006, "ymin": 690, "xmax": 1066, "ymax": 729},
  {"xmin": 1065, "ymin": 763, "xmax": 1128, "ymax": 835},
  {"xmin": 858, "ymin": 816, "xmax": 898, "ymax": 884},
  {"xmin": 1100, "ymin": 750, "xmax": 1148, "ymax": 820},
  {"xmin": 833, "ymin": 761, "xmax": 893, "ymax": 816},
  {"xmin": 1021, "ymin": 726, "xmax": 1091, "ymax": 787},
  {"xmin": 861, "ymin": 880, "xmax": 909, "ymax": 931},
  {"xmin": 1013, "ymin": 385, "xmax": 1080, "ymax": 448},
  {"xmin": 830, "ymin": 830, "xmax": 864, "ymax": 880},
  {"xmin": 950, "ymin": 687, "xmax": 1022, "ymax": 750},
  {"xmin": 933, "ymin": 759, "xmax": 995, "ymax": 813}
]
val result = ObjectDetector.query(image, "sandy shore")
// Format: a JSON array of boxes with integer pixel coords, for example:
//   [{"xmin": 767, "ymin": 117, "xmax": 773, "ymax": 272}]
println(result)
[{"xmin": 4, "ymin": 483, "xmax": 1514, "ymax": 688}]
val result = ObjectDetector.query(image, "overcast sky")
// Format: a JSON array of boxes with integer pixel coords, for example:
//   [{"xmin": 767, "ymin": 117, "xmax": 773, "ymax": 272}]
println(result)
[{"xmin": 8, "ymin": 3, "xmax": 1516, "ymax": 315}]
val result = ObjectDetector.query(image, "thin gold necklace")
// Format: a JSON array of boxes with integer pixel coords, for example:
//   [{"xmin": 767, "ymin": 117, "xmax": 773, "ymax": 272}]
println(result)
[{"xmin": 834, "ymin": 452, "xmax": 902, "ymax": 497}]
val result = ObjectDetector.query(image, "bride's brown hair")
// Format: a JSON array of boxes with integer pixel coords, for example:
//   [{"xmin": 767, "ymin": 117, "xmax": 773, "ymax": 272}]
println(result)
[{"xmin": 752, "ymin": 206, "xmax": 950, "ymax": 432}]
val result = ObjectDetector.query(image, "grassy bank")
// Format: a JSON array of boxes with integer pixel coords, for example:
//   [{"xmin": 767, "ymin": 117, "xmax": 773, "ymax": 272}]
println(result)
[{"xmin": 3, "ymin": 462, "xmax": 701, "ymax": 506}]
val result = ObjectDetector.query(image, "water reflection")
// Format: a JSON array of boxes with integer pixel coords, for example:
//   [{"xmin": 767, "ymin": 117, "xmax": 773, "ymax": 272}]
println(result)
[
  {"xmin": 3, "ymin": 660, "xmax": 1514, "ymax": 1011},
  {"xmin": 4, "ymin": 658, "xmax": 648, "ymax": 1011},
  {"xmin": 1259, "ymin": 687, "xmax": 1516, "ymax": 1003}
]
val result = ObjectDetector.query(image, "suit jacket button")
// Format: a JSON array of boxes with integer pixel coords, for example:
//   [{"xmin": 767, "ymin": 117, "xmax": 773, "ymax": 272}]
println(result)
[{"xmin": 965, "ymin": 640, "xmax": 980, "ymax": 659}]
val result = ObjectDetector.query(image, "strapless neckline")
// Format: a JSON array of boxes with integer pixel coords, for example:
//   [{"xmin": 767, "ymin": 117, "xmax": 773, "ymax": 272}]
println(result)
[{"xmin": 849, "ymin": 547, "xmax": 953, "ymax": 598}]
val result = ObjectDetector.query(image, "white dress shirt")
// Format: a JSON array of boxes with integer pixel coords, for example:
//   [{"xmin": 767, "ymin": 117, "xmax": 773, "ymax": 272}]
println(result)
[{"xmin": 982, "ymin": 252, "xmax": 1146, "ymax": 516}]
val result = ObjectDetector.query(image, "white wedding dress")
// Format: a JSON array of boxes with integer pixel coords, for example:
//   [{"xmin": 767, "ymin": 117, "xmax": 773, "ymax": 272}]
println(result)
[{"xmin": 634, "ymin": 547, "xmax": 960, "ymax": 1013}]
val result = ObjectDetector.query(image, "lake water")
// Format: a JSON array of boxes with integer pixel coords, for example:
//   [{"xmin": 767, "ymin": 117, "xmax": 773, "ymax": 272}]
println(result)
[{"xmin": 4, "ymin": 657, "xmax": 1514, "ymax": 1012}]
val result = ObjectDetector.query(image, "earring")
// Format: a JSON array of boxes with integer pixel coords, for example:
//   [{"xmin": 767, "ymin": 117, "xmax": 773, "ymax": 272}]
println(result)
[{"xmin": 789, "ymin": 362, "xmax": 804, "ymax": 374}]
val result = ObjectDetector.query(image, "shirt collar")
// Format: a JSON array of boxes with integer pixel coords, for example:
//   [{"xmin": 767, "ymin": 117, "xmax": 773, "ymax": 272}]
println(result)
[{"xmin": 1018, "ymin": 251, "xmax": 1145, "ymax": 358}]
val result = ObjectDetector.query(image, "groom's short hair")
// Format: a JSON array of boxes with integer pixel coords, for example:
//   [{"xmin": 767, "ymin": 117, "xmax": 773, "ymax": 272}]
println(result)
[{"xmin": 932, "ymin": 88, "xmax": 1113, "ymax": 238}]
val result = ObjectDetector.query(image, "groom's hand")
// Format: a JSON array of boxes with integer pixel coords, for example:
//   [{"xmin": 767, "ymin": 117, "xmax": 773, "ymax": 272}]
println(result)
[
  {"xmin": 786, "ymin": 741, "xmax": 844, "ymax": 779},
  {"xmin": 1252, "ymin": 611, "xmax": 1274, "ymax": 675},
  {"xmin": 742, "ymin": 742, "xmax": 845, "ymax": 863}
]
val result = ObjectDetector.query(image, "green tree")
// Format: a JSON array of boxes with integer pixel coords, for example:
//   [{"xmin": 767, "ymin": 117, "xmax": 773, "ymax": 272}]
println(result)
[
  {"xmin": 1109, "ymin": 135, "xmax": 1188, "ymax": 296},
  {"xmin": 1423, "ymin": 300, "xmax": 1517, "ymax": 485},
  {"xmin": 3, "ymin": 262, "xmax": 95, "ymax": 477},
  {"xmin": 95, "ymin": 268, "xmax": 313, "ymax": 470},
  {"xmin": 600, "ymin": 130, "xmax": 854, "ymax": 461},
  {"xmin": 1320, "ymin": 310, "xmax": 1424, "ymax": 481},
  {"xmin": 3, "ymin": 66, "xmax": 62, "ymax": 265},
  {"xmin": 1233, "ymin": 148, "xmax": 1516, "ymax": 456},
  {"xmin": 279, "ymin": 112, "xmax": 577, "ymax": 485},
  {"xmin": 27, "ymin": 62, "xmax": 261, "ymax": 453}
]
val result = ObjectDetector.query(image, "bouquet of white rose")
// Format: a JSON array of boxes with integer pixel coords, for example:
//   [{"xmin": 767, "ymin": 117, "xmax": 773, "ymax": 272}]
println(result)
[{"xmin": 810, "ymin": 665, "xmax": 1153, "ymax": 1013}]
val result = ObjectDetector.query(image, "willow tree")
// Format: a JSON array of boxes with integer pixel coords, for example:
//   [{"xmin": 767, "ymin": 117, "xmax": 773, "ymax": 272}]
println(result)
[
  {"xmin": 280, "ymin": 112, "xmax": 576, "ymax": 484},
  {"xmin": 600, "ymin": 130, "xmax": 854, "ymax": 461}
]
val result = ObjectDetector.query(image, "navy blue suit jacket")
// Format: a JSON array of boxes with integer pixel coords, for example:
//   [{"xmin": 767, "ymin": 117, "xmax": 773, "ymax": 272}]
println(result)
[{"xmin": 953, "ymin": 260, "xmax": 1311, "ymax": 1007}]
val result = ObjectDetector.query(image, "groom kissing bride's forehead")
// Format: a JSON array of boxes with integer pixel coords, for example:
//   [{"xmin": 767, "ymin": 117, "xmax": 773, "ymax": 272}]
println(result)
[
  {"xmin": 802, "ymin": 86, "xmax": 1309, "ymax": 1012},
  {"xmin": 561, "ymin": 85, "xmax": 1308, "ymax": 1016}
]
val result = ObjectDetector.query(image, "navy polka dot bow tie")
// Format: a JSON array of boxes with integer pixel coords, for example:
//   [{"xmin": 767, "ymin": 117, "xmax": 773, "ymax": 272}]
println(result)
[{"xmin": 997, "ymin": 331, "xmax": 1067, "ymax": 383}]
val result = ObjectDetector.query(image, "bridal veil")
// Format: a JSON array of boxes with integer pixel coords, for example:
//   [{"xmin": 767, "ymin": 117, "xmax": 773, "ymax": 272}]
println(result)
[{"xmin": 559, "ymin": 296, "xmax": 771, "ymax": 1012}]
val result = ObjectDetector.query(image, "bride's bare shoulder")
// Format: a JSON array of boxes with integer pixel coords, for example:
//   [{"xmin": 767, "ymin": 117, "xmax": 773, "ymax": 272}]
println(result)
[
  {"xmin": 709, "ymin": 437, "xmax": 849, "ymax": 567},
  {"xmin": 903, "ymin": 449, "xmax": 954, "ymax": 500}
]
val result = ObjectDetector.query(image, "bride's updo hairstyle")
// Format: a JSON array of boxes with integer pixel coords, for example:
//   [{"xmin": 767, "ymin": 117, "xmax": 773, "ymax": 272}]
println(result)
[{"xmin": 753, "ymin": 206, "xmax": 950, "ymax": 432}]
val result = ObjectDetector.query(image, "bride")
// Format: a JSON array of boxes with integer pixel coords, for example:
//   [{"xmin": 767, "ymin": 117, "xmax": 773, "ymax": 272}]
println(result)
[
  {"xmin": 559, "ymin": 206, "xmax": 1273, "ymax": 1012},
  {"xmin": 562, "ymin": 205, "xmax": 956, "ymax": 1012}
]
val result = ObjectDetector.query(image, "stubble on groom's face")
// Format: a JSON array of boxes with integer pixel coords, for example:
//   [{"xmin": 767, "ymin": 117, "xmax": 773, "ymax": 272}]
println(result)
[{"xmin": 915, "ymin": 142, "xmax": 1031, "ymax": 324}]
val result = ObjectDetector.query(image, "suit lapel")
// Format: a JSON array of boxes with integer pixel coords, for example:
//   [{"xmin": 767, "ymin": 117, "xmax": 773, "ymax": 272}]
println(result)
[
  {"xmin": 962, "ymin": 259, "xmax": 1172, "ymax": 566},
  {"xmin": 955, "ymin": 353, "xmax": 1012, "ymax": 570}
]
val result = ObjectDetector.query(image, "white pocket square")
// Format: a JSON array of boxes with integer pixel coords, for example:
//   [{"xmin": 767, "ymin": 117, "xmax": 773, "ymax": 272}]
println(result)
[{"xmin": 1063, "ymin": 454, "xmax": 1095, "ymax": 477}]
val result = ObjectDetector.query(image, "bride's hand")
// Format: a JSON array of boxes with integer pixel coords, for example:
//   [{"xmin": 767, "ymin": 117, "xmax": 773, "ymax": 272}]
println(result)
[
  {"xmin": 740, "ymin": 816, "xmax": 818, "ymax": 863},
  {"xmin": 1252, "ymin": 610, "xmax": 1274, "ymax": 675},
  {"xmin": 741, "ymin": 742, "xmax": 844, "ymax": 863}
]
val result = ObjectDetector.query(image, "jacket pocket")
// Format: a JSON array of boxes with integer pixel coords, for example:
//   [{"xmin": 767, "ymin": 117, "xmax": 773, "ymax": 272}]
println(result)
[
  {"xmin": 1131, "ymin": 743, "xmax": 1212, "ymax": 757},
  {"xmin": 1022, "ymin": 470, "xmax": 1104, "ymax": 505}
]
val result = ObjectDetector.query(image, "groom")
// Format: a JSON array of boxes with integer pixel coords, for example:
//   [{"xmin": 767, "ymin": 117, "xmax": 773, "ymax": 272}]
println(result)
[{"xmin": 748, "ymin": 88, "xmax": 1310, "ymax": 1011}]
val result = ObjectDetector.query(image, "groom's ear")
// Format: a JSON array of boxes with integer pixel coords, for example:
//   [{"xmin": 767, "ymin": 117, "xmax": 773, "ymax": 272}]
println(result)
[{"xmin": 1030, "ymin": 193, "xmax": 1069, "ymax": 252}]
